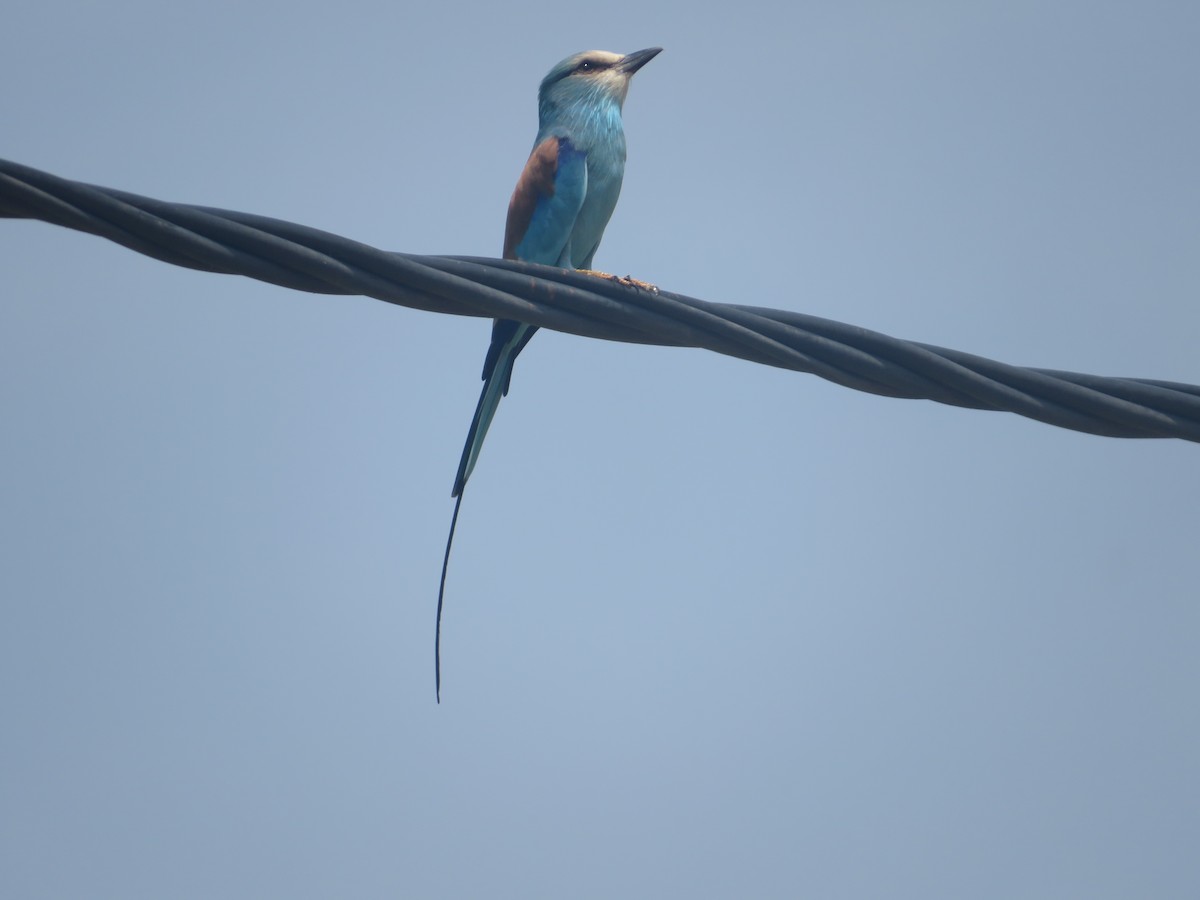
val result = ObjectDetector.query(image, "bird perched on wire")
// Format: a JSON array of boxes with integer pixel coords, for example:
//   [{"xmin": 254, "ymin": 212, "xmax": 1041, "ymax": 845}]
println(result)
[{"xmin": 436, "ymin": 46, "xmax": 662, "ymax": 701}]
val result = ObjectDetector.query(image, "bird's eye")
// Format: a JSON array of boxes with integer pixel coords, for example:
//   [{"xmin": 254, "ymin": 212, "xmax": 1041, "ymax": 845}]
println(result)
[{"xmin": 578, "ymin": 61, "xmax": 594, "ymax": 72}]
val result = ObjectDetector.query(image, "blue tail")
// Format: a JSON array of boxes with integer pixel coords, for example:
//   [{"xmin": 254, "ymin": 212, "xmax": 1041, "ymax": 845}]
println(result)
[
  {"xmin": 437, "ymin": 319, "xmax": 538, "ymax": 701},
  {"xmin": 451, "ymin": 321, "xmax": 537, "ymax": 498}
]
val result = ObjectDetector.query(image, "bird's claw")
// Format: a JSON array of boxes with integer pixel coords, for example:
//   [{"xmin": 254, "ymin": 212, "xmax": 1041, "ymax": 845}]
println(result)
[
  {"xmin": 617, "ymin": 274, "xmax": 660, "ymax": 294},
  {"xmin": 579, "ymin": 269, "xmax": 659, "ymax": 294}
]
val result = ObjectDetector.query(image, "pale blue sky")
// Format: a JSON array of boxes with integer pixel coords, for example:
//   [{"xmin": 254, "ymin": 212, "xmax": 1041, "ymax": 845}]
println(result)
[{"xmin": 2, "ymin": 2, "xmax": 1198, "ymax": 897}]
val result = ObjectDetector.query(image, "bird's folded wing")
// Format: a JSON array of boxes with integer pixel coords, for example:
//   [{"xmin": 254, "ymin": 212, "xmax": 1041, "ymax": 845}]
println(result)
[{"xmin": 503, "ymin": 135, "xmax": 588, "ymax": 265}]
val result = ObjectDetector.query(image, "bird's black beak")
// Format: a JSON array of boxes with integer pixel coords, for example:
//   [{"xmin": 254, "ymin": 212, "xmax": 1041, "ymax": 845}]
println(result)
[{"xmin": 619, "ymin": 47, "xmax": 663, "ymax": 75}]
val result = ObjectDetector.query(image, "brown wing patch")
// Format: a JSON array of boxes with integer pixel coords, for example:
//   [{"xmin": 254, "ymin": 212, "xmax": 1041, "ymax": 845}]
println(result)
[{"xmin": 503, "ymin": 137, "xmax": 560, "ymax": 260}]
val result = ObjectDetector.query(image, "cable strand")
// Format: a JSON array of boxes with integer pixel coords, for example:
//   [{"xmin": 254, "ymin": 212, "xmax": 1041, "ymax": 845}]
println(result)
[{"xmin": 4, "ymin": 158, "xmax": 1198, "ymax": 444}]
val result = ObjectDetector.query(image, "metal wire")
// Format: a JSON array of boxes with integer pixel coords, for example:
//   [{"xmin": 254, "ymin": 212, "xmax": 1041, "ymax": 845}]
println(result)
[{"xmin": 3, "ymin": 157, "xmax": 1199, "ymax": 443}]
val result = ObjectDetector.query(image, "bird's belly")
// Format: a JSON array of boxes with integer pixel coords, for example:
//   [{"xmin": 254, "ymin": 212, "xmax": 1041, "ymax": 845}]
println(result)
[{"xmin": 570, "ymin": 164, "xmax": 624, "ymax": 268}]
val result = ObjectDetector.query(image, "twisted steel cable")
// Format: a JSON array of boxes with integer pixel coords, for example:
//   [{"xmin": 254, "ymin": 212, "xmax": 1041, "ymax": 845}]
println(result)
[{"xmin": 3, "ymin": 157, "xmax": 1199, "ymax": 443}]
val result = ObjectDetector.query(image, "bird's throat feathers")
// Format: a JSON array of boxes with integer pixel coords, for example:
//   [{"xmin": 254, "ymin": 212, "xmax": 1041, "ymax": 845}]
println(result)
[{"xmin": 537, "ymin": 87, "xmax": 627, "ymax": 151}]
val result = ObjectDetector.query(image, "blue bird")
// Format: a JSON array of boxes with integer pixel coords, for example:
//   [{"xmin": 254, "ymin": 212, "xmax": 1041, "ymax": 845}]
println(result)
[{"xmin": 436, "ymin": 47, "xmax": 662, "ymax": 701}]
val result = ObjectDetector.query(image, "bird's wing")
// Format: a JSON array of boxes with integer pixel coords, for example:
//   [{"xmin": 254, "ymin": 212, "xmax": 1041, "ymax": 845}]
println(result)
[{"xmin": 503, "ymin": 135, "xmax": 588, "ymax": 265}]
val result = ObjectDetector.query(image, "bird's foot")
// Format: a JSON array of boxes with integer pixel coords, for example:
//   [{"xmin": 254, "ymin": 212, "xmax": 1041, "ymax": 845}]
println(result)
[{"xmin": 579, "ymin": 269, "xmax": 659, "ymax": 294}]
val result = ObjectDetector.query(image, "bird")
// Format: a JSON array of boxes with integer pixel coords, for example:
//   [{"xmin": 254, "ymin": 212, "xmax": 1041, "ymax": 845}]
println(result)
[{"xmin": 436, "ymin": 47, "xmax": 662, "ymax": 701}]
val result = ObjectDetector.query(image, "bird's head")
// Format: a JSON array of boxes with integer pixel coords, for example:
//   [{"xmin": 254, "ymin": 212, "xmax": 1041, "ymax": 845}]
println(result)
[{"xmin": 538, "ymin": 47, "xmax": 662, "ymax": 120}]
